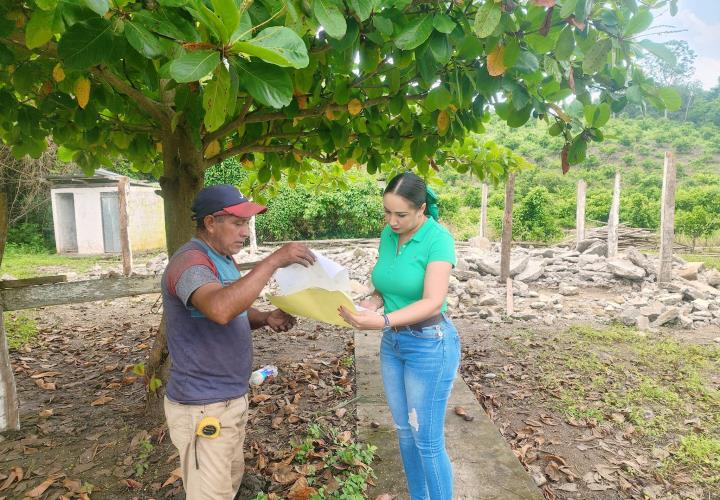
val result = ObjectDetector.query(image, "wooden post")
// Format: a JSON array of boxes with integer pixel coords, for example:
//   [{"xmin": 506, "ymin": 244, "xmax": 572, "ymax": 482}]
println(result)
[
  {"xmin": 479, "ymin": 182, "xmax": 489, "ymax": 238},
  {"xmin": 658, "ymin": 152, "xmax": 676, "ymax": 282},
  {"xmin": 500, "ymin": 173, "xmax": 516, "ymax": 282},
  {"xmin": 576, "ymin": 179, "xmax": 586, "ymax": 245},
  {"xmin": 506, "ymin": 278, "xmax": 514, "ymax": 316},
  {"xmin": 0, "ymin": 190, "xmax": 18, "ymax": 431},
  {"xmin": 607, "ymin": 172, "xmax": 621, "ymax": 258},
  {"xmin": 118, "ymin": 177, "xmax": 133, "ymax": 276},
  {"xmin": 248, "ymin": 215, "xmax": 257, "ymax": 255},
  {"xmin": 0, "ymin": 305, "xmax": 20, "ymax": 431}
]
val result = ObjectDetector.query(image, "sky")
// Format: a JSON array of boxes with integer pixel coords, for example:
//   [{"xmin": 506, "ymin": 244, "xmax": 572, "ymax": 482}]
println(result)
[{"xmin": 653, "ymin": 0, "xmax": 720, "ymax": 89}]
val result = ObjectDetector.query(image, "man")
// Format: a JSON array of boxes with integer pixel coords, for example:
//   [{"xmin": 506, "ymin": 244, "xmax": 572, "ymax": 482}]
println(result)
[{"xmin": 161, "ymin": 184, "xmax": 315, "ymax": 499}]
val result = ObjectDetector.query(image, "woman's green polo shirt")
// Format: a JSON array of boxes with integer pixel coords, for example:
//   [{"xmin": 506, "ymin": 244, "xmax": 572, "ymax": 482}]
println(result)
[{"xmin": 371, "ymin": 218, "xmax": 456, "ymax": 314}]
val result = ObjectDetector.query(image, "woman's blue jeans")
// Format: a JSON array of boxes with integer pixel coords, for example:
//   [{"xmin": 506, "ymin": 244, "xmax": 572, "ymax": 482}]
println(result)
[{"xmin": 380, "ymin": 315, "xmax": 461, "ymax": 500}]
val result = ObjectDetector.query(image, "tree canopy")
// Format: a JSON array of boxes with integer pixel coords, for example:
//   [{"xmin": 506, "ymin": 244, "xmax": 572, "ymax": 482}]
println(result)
[{"xmin": 0, "ymin": 0, "xmax": 682, "ymax": 249}]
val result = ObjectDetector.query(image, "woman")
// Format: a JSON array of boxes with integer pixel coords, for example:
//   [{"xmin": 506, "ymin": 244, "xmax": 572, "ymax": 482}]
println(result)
[{"xmin": 339, "ymin": 171, "xmax": 460, "ymax": 500}]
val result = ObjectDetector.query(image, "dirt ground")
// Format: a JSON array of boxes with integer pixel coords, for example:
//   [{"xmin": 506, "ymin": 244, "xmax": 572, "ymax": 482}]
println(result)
[
  {"xmin": 2, "ymin": 291, "xmax": 719, "ymax": 500},
  {"xmin": 1, "ymin": 295, "xmax": 361, "ymax": 499}
]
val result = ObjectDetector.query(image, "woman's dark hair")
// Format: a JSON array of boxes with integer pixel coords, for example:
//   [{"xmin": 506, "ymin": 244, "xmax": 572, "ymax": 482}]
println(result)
[{"xmin": 384, "ymin": 172, "xmax": 439, "ymax": 220}]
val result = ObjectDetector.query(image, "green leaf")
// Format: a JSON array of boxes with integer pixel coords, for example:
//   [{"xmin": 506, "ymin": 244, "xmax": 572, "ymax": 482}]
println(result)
[
  {"xmin": 593, "ymin": 102, "xmax": 611, "ymax": 127},
  {"xmin": 555, "ymin": 26, "xmax": 575, "ymax": 60},
  {"xmin": 83, "ymin": 0, "xmax": 109, "ymax": 16},
  {"xmin": 425, "ymin": 86, "xmax": 452, "ymax": 111},
  {"xmin": 433, "ymin": 14, "xmax": 456, "ymax": 34},
  {"xmin": 125, "ymin": 21, "xmax": 164, "ymax": 58},
  {"xmin": 25, "ymin": 10, "xmax": 55, "ymax": 49},
  {"xmin": 35, "ymin": 0, "xmax": 58, "ymax": 10},
  {"xmin": 429, "ymin": 31, "xmax": 451, "ymax": 64},
  {"xmin": 515, "ymin": 51, "xmax": 539, "ymax": 73},
  {"xmin": 623, "ymin": 8, "xmax": 652, "ymax": 36},
  {"xmin": 169, "ymin": 50, "xmax": 220, "ymax": 82},
  {"xmin": 373, "ymin": 15, "xmax": 393, "ymax": 36},
  {"xmin": 235, "ymin": 60, "xmax": 292, "ymax": 109},
  {"xmin": 559, "ymin": 0, "xmax": 577, "ymax": 18},
  {"xmin": 158, "ymin": 0, "xmax": 189, "ymax": 5},
  {"xmin": 211, "ymin": 0, "xmax": 240, "ymax": 36},
  {"xmin": 58, "ymin": 18, "xmax": 115, "ymax": 69},
  {"xmin": 657, "ymin": 87, "xmax": 681, "ymax": 112},
  {"xmin": 473, "ymin": 1, "xmax": 502, "ymax": 39},
  {"xmin": 568, "ymin": 136, "xmax": 587, "ymax": 165},
  {"xmin": 230, "ymin": 11, "xmax": 252, "ymax": 43},
  {"xmin": 503, "ymin": 38, "xmax": 520, "ymax": 68},
  {"xmin": 395, "ymin": 16, "xmax": 434, "ymax": 50},
  {"xmin": 348, "ymin": 0, "xmax": 373, "ymax": 22},
  {"xmin": 638, "ymin": 39, "xmax": 677, "ymax": 66},
  {"xmin": 507, "ymin": 103, "xmax": 532, "ymax": 128},
  {"xmin": 133, "ymin": 9, "xmax": 200, "ymax": 42},
  {"xmin": 582, "ymin": 38, "xmax": 611, "ymax": 74},
  {"xmin": 232, "ymin": 27, "xmax": 309, "ymax": 69},
  {"xmin": 203, "ymin": 65, "xmax": 230, "ymax": 132},
  {"xmin": 313, "ymin": 0, "xmax": 347, "ymax": 40},
  {"xmin": 187, "ymin": 0, "xmax": 228, "ymax": 43}
]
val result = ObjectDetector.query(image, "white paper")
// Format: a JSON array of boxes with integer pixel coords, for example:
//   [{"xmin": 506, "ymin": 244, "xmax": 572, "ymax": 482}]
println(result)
[{"xmin": 274, "ymin": 251, "xmax": 351, "ymax": 295}]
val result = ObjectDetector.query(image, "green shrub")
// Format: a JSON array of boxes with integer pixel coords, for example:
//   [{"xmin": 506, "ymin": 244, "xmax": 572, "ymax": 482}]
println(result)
[
  {"xmin": 512, "ymin": 187, "xmax": 563, "ymax": 241},
  {"xmin": 6, "ymin": 222, "xmax": 51, "ymax": 252}
]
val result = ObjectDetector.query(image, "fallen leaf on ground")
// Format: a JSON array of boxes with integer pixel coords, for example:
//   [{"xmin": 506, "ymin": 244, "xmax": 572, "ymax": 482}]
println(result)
[
  {"xmin": 91, "ymin": 396, "xmax": 114, "ymax": 406},
  {"xmin": 31, "ymin": 371, "xmax": 63, "ymax": 379},
  {"xmin": 162, "ymin": 468, "xmax": 182, "ymax": 488},
  {"xmin": 38, "ymin": 409, "xmax": 54, "ymax": 418},
  {"xmin": 287, "ymin": 476, "xmax": 317, "ymax": 500},
  {"xmin": 375, "ymin": 495, "xmax": 394, "ymax": 500},
  {"xmin": 0, "ymin": 467, "xmax": 23, "ymax": 491},
  {"xmin": 34, "ymin": 379, "xmax": 57, "ymax": 390},
  {"xmin": 555, "ymin": 483, "xmax": 578, "ymax": 492},
  {"xmin": 454, "ymin": 406, "xmax": 467, "ymax": 416},
  {"xmin": 124, "ymin": 478, "xmax": 142, "ymax": 489},
  {"xmin": 25, "ymin": 473, "xmax": 64, "ymax": 498}
]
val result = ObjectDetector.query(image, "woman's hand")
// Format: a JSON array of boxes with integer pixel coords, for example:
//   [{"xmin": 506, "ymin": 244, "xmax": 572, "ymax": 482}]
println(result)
[
  {"xmin": 338, "ymin": 306, "xmax": 385, "ymax": 330},
  {"xmin": 358, "ymin": 293, "xmax": 383, "ymax": 312}
]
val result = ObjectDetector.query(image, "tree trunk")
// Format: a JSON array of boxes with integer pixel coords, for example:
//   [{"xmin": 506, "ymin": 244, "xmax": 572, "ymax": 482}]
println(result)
[
  {"xmin": 146, "ymin": 127, "xmax": 206, "ymax": 417},
  {"xmin": 0, "ymin": 189, "xmax": 19, "ymax": 431},
  {"xmin": 0, "ymin": 190, "xmax": 6, "ymax": 269}
]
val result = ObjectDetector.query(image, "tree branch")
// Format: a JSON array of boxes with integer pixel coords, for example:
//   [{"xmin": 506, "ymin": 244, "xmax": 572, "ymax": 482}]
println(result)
[
  {"xmin": 204, "ymin": 97, "xmax": 254, "ymax": 146},
  {"xmin": 92, "ymin": 67, "xmax": 171, "ymax": 129}
]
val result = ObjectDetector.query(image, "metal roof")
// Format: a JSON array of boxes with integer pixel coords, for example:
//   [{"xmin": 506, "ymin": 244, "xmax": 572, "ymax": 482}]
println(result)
[{"xmin": 47, "ymin": 168, "xmax": 160, "ymax": 188}]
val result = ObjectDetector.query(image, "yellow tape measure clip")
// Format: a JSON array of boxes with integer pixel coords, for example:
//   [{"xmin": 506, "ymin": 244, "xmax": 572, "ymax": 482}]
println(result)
[{"xmin": 196, "ymin": 416, "xmax": 220, "ymax": 439}]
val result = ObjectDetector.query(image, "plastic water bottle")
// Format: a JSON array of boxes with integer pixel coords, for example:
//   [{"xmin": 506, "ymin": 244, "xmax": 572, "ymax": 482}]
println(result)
[{"xmin": 249, "ymin": 365, "xmax": 278, "ymax": 386}]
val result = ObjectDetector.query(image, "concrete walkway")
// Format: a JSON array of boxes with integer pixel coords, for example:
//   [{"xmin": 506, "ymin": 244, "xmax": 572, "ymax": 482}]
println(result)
[{"xmin": 355, "ymin": 331, "xmax": 542, "ymax": 500}]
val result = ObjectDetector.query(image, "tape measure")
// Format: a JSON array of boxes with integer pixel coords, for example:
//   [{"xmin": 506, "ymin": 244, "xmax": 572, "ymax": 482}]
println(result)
[{"xmin": 196, "ymin": 416, "xmax": 220, "ymax": 439}]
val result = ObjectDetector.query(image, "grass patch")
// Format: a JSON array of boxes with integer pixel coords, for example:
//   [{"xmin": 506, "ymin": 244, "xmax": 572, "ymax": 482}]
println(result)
[
  {"xmin": 679, "ymin": 254, "xmax": 720, "ymax": 271},
  {"xmin": 2, "ymin": 312, "xmax": 39, "ymax": 350},
  {"xmin": 1, "ymin": 246, "xmax": 122, "ymax": 278},
  {"xmin": 522, "ymin": 324, "xmax": 720, "ymax": 487}
]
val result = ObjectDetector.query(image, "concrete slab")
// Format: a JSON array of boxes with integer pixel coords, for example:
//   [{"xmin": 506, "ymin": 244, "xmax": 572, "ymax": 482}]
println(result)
[{"xmin": 355, "ymin": 331, "xmax": 542, "ymax": 500}]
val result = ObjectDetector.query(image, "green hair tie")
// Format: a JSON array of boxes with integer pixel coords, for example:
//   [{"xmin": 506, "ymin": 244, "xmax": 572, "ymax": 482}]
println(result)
[{"xmin": 425, "ymin": 186, "xmax": 440, "ymax": 221}]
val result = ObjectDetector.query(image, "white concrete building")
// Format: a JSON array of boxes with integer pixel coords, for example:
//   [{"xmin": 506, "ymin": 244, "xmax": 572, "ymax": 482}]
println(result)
[{"xmin": 49, "ymin": 169, "xmax": 166, "ymax": 255}]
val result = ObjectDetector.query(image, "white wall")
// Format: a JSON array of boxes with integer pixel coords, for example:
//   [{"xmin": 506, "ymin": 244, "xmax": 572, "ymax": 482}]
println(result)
[
  {"xmin": 128, "ymin": 186, "xmax": 166, "ymax": 252},
  {"xmin": 51, "ymin": 186, "xmax": 119, "ymax": 254}
]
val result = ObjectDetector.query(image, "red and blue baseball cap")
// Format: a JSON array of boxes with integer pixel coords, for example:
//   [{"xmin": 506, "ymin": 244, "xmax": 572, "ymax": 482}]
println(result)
[{"xmin": 191, "ymin": 184, "xmax": 267, "ymax": 220}]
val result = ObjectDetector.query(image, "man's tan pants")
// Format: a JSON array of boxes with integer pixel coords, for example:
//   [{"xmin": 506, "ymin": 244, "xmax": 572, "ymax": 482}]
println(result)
[{"xmin": 164, "ymin": 395, "xmax": 248, "ymax": 500}]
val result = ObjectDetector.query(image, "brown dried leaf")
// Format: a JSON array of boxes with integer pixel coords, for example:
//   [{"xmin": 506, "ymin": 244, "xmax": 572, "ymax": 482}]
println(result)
[
  {"xmin": 0, "ymin": 467, "xmax": 23, "ymax": 491},
  {"xmin": 375, "ymin": 495, "xmax": 394, "ymax": 500},
  {"xmin": 31, "ymin": 371, "xmax": 63, "ymax": 379},
  {"xmin": 487, "ymin": 45, "xmax": 507, "ymax": 76},
  {"xmin": 555, "ymin": 483, "xmax": 578, "ymax": 492},
  {"xmin": 38, "ymin": 409, "xmax": 54, "ymax": 418},
  {"xmin": 453, "ymin": 406, "xmax": 467, "ymax": 417},
  {"xmin": 25, "ymin": 473, "xmax": 64, "ymax": 498},
  {"xmin": 62, "ymin": 478, "xmax": 82, "ymax": 493},
  {"xmin": 124, "ymin": 478, "xmax": 142, "ymax": 489},
  {"xmin": 162, "ymin": 468, "xmax": 182, "ymax": 488},
  {"xmin": 90, "ymin": 396, "xmax": 114, "ymax": 406},
  {"xmin": 287, "ymin": 476, "xmax": 317, "ymax": 500},
  {"xmin": 272, "ymin": 466, "xmax": 298, "ymax": 485},
  {"xmin": 34, "ymin": 379, "xmax": 57, "ymax": 390}
]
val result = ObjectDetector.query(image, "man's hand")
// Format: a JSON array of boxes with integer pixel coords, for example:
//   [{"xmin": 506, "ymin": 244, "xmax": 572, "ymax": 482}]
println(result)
[
  {"xmin": 268, "ymin": 243, "xmax": 316, "ymax": 268},
  {"xmin": 265, "ymin": 309, "xmax": 296, "ymax": 332}
]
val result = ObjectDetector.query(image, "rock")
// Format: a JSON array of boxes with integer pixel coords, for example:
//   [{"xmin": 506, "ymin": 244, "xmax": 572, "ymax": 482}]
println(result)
[
  {"xmin": 678, "ymin": 314, "xmax": 693, "ymax": 328},
  {"xmin": 692, "ymin": 299, "xmax": 710, "ymax": 312},
  {"xmin": 475, "ymin": 257, "xmax": 500, "ymax": 276},
  {"xmin": 638, "ymin": 303, "xmax": 663, "ymax": 322},
  {"xmin": 636, "ymin": 316, "xmax": 651, "ymax": 332},
  {"xmin": 559, "ymin": 284, "xmax": 579, "ymax": 296},
  {"xmin": 659, "ymin": 293, "xmax": 683, "ymax": 306},
  {"xmin": 576, "ymin": 238, "xmax": 602, "ymax": 253},
  {"xmin": 707, "ymin": 269, "xmax": 720, "ymax": 287},
  {"xmin": 652, "ymin": 307, "xmax": 679, "ymax": 327},
  {"xmin": 478, "ymin": 295, "xmax": 498, "ymax": 306},
  {"xmin": 678, "ymin": 262, "xmax": 704, "ymax": 280},
  {"xmin": 542, "ymin": 249, "xmax": 555, "ymax": 258},
  {"xmin": 682, "ymin": 286, "xmax": 707, "ymax": 302},
  {"xmin": 607, "ymin": 258, "xmax": 646, "ymax": 281},
  {"xmin": 626, "ymin": 247, "xmax": 656, "ymax": 275},
  {"xmin": 516, "ymin": 259, "xmax": 545, "ymax": 282},
  {"xmin": 584, "ymin": 241, "xmax": 608, "ymax": 257},
  {"xmin": 0, "ymin": 273, "xmax": 17, "ymax": 281},
  {"xmin": 511, "ymin": 312, "xmax": 538, "ymax": 321},
  {"xmin": 510, "ymin": 256, "xmax": 530, "ymax": 277},
  {"xmin": 456, "ymin": 257, "xmax": 470, "ymax": 272},
  {"xmin": 468, "ymin": 236, "xmax": 492, "ymax": 251},
  {"xmin": 619, "ymin": 307, "xmax": 641, "ymax": 326},
  {"xmin": 578, "ymin": 254, "xmax": 601, "ymax": 266},
  {"xmin": 353, "ymin": 247, "xmax": 368, "ymax": 258},
  {"xmin": 543, "ymin": 314, "xmax": 555, "ymax": 326},
  {"xmin": 530, "ymin": 301, "xmax": 546, "ymax": 310},
  {"xmin": 466, "ymin": 278, "xmax": 485, "ymax": 296}
]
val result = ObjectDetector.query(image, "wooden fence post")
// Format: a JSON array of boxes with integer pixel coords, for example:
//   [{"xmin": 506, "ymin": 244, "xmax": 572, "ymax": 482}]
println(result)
[
  {"xmin": 500, "ymin": 173, "xmax": 516, "ymax": 282},
  {"xmin": 479, "ymin": 182, "xmax": 489, "ymax": 238},
  {"xmin": 0, "ymin": 305, "xmax": 20, "ymax": 432},
  {"xmin": 658, "ymin": 152, "xmax": 677, "ymax": 282},
  {"xmin": 576, "ymin": 179, "xmax": 586, "ymax": 246},
  {"xmin": 248, "ymin": 216, "xmax": 257, "ymax": 255},
  {"xmin": 118, "ymin": 177, "xmax": 133, "ymax": 276},
  {"xmin": 607, "ymin": 172, "xmax": 621, "ymax": 258}
]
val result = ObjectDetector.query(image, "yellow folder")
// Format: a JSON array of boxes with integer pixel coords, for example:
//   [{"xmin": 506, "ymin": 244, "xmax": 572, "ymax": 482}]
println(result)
[{"xmin": 269, "ymin": 287, "xmax": 357, "ymax": 328}]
